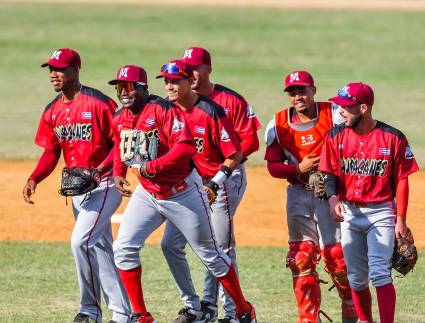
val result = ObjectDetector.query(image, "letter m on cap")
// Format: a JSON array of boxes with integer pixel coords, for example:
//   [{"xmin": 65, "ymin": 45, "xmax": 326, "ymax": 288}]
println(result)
[
  {"xmin": 119, "ymin": 67, "xmax": 129, "ymax": 78},
  {"xmin": 51, "ymin": 50, "xmax": 62, "ymax": 60},
  {"xmin": 183, "ymin": 49, "xmax": 193, "ymax": 59},
  {"xmin": 290, "ymin": 72, "xmax": 299, "ymax": 83}
]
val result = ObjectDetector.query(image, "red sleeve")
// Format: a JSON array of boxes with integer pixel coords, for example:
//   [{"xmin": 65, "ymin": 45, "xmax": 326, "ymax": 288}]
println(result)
[
  {"xmin": 395, "ymin": 177, "xmax": 409, "ymax": 217},
  {"xmin": 214, "ymin": 115, "xmax": 241, "ymax": 159},
  {"xmin": 112, "ymin": 119, "xmax": 128, "ymax": 178},
  {"xmin": 265, "ymin": 140, "xmax": 298, "ymax": 179},
  {"xmin": 34, "ymin": 110, "xmax": 61, "ymax": 150},
  {"xmin": 97, "ymin": 99, "xmax": 117, "ymax": 173},
  {"xmin": 318, "ymin": 134, "xmax": 339, "ymax": 175},
  {"xmin": 228, "ymin": 97, "xmax": 261, "ymax": 139},
  {"xmin": 392, "ymin": 136, "xmax": 419, "ymax": 181},
  {"xmin": 240, "ymin": 134, "xmax": 259, "ymax": 157},
  {"xmin": 148, "ymin": 108, "xmax": 196, "ymax": 174},
  {"xmin": 29, "ymin": 148, "xmax": 61, "ymax": 183}
]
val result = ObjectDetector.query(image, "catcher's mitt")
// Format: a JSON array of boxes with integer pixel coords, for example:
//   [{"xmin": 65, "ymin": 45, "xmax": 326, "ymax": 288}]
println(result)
[
  {"xmin": 204, "ymin": 180, "xmax": 219, "ymax": 205},
  {"xmin": 392, "ymin": 228, "xmax": 418, "ymax": 276},
  {"xmin": 308, "ymin": 171, "xmax": 327, "ymax": 200},
  {"xmin": 59, "ymin": 167, "xmax": 101, "ymax": 196}
]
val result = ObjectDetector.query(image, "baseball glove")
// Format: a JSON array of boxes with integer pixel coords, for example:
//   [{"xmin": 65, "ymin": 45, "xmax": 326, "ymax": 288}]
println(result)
[
  {"xmin": 308, "ymin": 171, "xmax": 327, "ymax": 200},
  {"xmin": 392, "ymin": 228, "xmax": 418, "ymax": 276},
  {"xmin": 58, "ymin": 167, "xmax": 101, "ymax": 196},
  {"xmin": 120, "ymin": 130, "xmax": 149, "ymax": 169},
  {"xmin": 204, "ymin": 180, "xmax": 219, "ymax": 205}
]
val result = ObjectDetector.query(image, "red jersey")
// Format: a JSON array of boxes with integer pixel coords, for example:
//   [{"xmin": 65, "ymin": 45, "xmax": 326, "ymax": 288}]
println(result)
[
  {"xmin": 264, "ymin": 102, "xmax": 334, "ymax": 184},
  {"xmin": 319, "ymin": 121, "xmax": 419, "ymax": 203},
  {"xmin": 182, "ymin": 95, "xmax": 241, "ymax": 179},
  {"xmin": 113, "ymin": 95, "xmax": 196, "ymax": 195},
  {"xmin": 209, "ymin": 84, "xmax": 261, "ymax": 143},
  {"xmin": 34, "ymin": 85, "xmax": 117, "ymax": 169}
]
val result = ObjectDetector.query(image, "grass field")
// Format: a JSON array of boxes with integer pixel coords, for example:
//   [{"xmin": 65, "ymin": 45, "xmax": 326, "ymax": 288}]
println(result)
[
  {"xmin": 0, "ymin": 241, "xmax": 424, "ymax": 323},
  {"xmin": 0, "ymin": 3, "xmax": 425, "ymax": 165}
]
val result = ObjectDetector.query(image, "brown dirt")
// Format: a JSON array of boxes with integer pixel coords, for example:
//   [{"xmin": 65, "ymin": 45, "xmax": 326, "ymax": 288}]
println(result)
[{"xmin": 1, "ymin": 160, "xmax": 424, "ymax": 247}]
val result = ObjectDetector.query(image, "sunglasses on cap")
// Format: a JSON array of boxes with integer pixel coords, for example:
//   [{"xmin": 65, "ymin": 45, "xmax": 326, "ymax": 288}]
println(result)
[
  {"xmin": 337, "ymin": 88, "xmax": 357, "ymax": 102},
  {"xmin": 115, "ymin": 82, "xmax": 144, "ymax": 95},
  {"xmin": 161, "ymin": 63, "xmax": 189, "ymax": 77}
]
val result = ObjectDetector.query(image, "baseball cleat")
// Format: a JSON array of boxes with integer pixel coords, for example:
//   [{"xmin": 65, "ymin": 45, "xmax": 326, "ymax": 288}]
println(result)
[
  {"xmin": 237, "ymin": 302, "xmax": 256, "ymax": 323},
  {"xmin": 172, "ymin": 307, "xmax": 204, "ymax": 323},
  {"xmin": 130, "ymin": 312, "xmax": 157, "ymax": 323},
  {"xmin": 199, "ymin": 300, "xmax": 218, "ymax": 322},
  {"xmin": 73, "ymin": 313, "xmax": 96, "ymax": 323}
]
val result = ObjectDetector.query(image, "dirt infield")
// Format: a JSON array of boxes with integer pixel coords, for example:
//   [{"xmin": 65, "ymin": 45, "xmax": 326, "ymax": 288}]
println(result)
[{"xmin": 1, "ymin": 160, "xmax": 424, "ymax": 247}]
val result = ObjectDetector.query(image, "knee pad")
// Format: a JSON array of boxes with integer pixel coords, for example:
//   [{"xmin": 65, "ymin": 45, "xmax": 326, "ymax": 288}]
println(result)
[
  {"xmin": 286, "ymin": 241, "xmax": 320, "ymax": 277},
  {"xmin": 322, "ymin": 243, "xmax": 352, "ymax": 300}
]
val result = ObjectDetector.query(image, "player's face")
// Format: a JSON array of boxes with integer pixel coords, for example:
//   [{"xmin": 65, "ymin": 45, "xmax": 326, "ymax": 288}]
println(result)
[
  {"xmin": 340, "ymin": 104, "xmax": 363, "ymax": 128},
  {"xmin": 287, "ymin": 86, "xmax": 316, "ymax": 113},
  {"xmin": 117, "ymin": 82, "xmax": 146, "ymax": 109},
  {"xmin": 164, "ymin": 77, "xmax": 193, "ymax": 102},
  {"xmin": 49, "ymin": 66, "xmax": 77, "ymax": 92},
  {"xmin": 191, "ymin": 65, "xmax": 211, "ymax": 91}
]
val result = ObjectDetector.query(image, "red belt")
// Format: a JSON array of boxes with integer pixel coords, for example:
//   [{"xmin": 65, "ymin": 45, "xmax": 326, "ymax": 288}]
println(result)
[
  {"xmin": 151, "ymin": 181, "xmax": 188, "ymax": 199},
  {"xmin": 345, "ymin": 200, "xmax": 368, "ymax": 208}
]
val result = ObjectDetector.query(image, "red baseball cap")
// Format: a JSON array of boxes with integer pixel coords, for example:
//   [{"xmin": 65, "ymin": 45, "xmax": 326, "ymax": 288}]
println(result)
[
  {"xmin": 156, "ymin": 59, "xmax": 193, "ymax": 79},
  {"xmin": 182, "ymin": 47, "xmax": 211, "ymax": 67},
  {"xmin": 284, "ymin": 70, "xmax": 315, "ymax": 91},
  {"xmin": 329, "ymin": 82, "xmax": 374, "ymax": 107},
  {"xmin": 41, "ymin": 48, "xmax": 81, "ymax": 69},
  {"xmin": 108, "ymin": 65, "xmax": 148, "ymax": 85}
]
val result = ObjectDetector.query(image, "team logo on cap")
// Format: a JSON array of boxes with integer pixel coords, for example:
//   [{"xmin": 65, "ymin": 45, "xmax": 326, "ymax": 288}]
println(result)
[
  {"xmin": 289, "ymin": 72, "xmax": 300, "ymax": 83},
  {"xmin": 119, "ymin": 67, "xmax": 129, "ymax": 78},
  {"xmin": 221, "ymin": 128, "xmax": 230, "ymax": 142},
  {"xmin": 183, "ymin": 49, "xmax": 193, "ymax": 59},
  {"xmin": 172, "ymin": 117, "xmax": 185, "ymax": 132},
  {"xmin": 405, "ymin": 146, "xmax": 414, "ymax": 159},
  {"xmin": 51, "ymin": 50, "xmax": 62, "ymax": 60}
]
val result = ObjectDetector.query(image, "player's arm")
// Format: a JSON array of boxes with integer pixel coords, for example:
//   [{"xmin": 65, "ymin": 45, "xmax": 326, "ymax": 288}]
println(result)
[
  {"xmin": 97, "ymin": 99, "xmax": 118, "ymax": 175},
  {"xmin": 146, "ymin": 110, "xmax": 196, "ymax": 176},
  {"xmin": 23, "ymin": 148, "xmax": 61, "ymax": 204},
  {"xmin": 240, "ymin": 134, "xmax": 259, "ymax": 158}
]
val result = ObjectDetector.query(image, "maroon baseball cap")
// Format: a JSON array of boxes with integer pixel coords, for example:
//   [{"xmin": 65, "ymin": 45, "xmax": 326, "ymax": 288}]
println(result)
[
  {"xmin": 108, "ymin": 65, "xmax": 148, "ymax": 85},
  {"xmin": 330, "ymin": 82, "xmax": 374, "ymax": 107},
  {"xmin": 156, "ymin": 59, "xmax": 193, "ymax": 79},
  {"xmin": 284, "ymin": 70, "xmax": 315, "ymax": 91},
  {"xmin": 182, "ymin": 47, "xmax": 211, "ymax": 67},
  {"xmin": 41, "ymin": 48, "xmax": 81, "ymax": 69}
]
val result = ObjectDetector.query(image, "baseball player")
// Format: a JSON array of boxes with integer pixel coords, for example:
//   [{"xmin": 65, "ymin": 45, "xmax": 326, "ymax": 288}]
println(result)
[
  {"xmin": 160, "ymin": 47, "xmax": 261, "ymax": 323},
  {"xmin": 22, "ymin": 48, "xmax": 131, "ymax": 323},
  {"xmin": 264, "ymin": 71, "xmax": 357, "ymax": 323},
  {"xmin": 319, "ymin": 82, "xmax": 419, "ymax": 323},
  {"xmin": 110, "ymin": 64, "xmax": 256, "ymax": 323}
]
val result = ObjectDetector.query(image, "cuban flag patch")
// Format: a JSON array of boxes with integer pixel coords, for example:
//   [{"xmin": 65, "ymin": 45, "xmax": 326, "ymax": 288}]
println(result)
[
  {"xmin": 172, "ymin": 117, "xmax": 185, "ymax": 132},
  {"xmin": 247, "ymin": 105, "xmax": 256, "ymax": 119},
  {"xmin": 221, "ymin": 128, "xmax": 231, "ymax": 142},
  {"xmin": 405, "ymin": 146, "xmax": 414, "ymax": 159},
  {"xmin": 82, "ymin": 112, "xmax": 92, "ymax": 119},
  {"xmin": 379, "ymin": 148, "xmax": 390, "ymax": 156},
  {"xmin": 146, "ymin": 118, "xmax": 156, "ymax": 126},
  {"xmin": 194, "ymin": 126, "xmax": 205, "ymax": 134}
]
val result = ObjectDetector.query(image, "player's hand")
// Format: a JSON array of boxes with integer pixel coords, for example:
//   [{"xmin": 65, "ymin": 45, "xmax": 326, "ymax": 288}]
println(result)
[
  {"xmin": 23, "ymin": 179, "xmax": 37, "ymax": 204},
  {"xmin": 328, "ymin": 195, "xmax": 345, "ymax": 222},
  {"xmin": 395, "ymin": 216, "xmax": 408, "ymax": 239},
  {"xmin": 298, "ymin": 154, "xmax": 320, "ymax": 174},
  {"xmin": 114, "ymin": 176, "xmax": 132, "ymax": 197}
]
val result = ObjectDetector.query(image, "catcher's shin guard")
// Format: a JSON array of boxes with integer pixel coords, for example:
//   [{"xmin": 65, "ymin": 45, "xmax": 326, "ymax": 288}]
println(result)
[
  {"xmin": 321, "ymin": 243, "xmax": 357, "ymax": 320},
  {"xmin": 287, "ymin": 241, "xmax": 321, "ymax": 322}
]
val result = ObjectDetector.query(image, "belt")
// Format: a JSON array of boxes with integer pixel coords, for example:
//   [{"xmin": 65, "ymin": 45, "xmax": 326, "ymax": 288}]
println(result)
[
  {"xmin": 151, "ymin": 180, "xmax": 188, "ymax": 199},
  {"xmin": 345, "ymin": 200, "xmax": 368, "ymax": 208}
]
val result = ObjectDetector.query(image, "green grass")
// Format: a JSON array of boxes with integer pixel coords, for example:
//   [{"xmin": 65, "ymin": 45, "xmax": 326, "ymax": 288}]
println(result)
[
  {"xmin": 0, "ymin": 3, "xmax": 424, "ymax": 166},
  {"xmin": 0, "ymin": 241, "xmax": 424, "ymax": 322}
]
